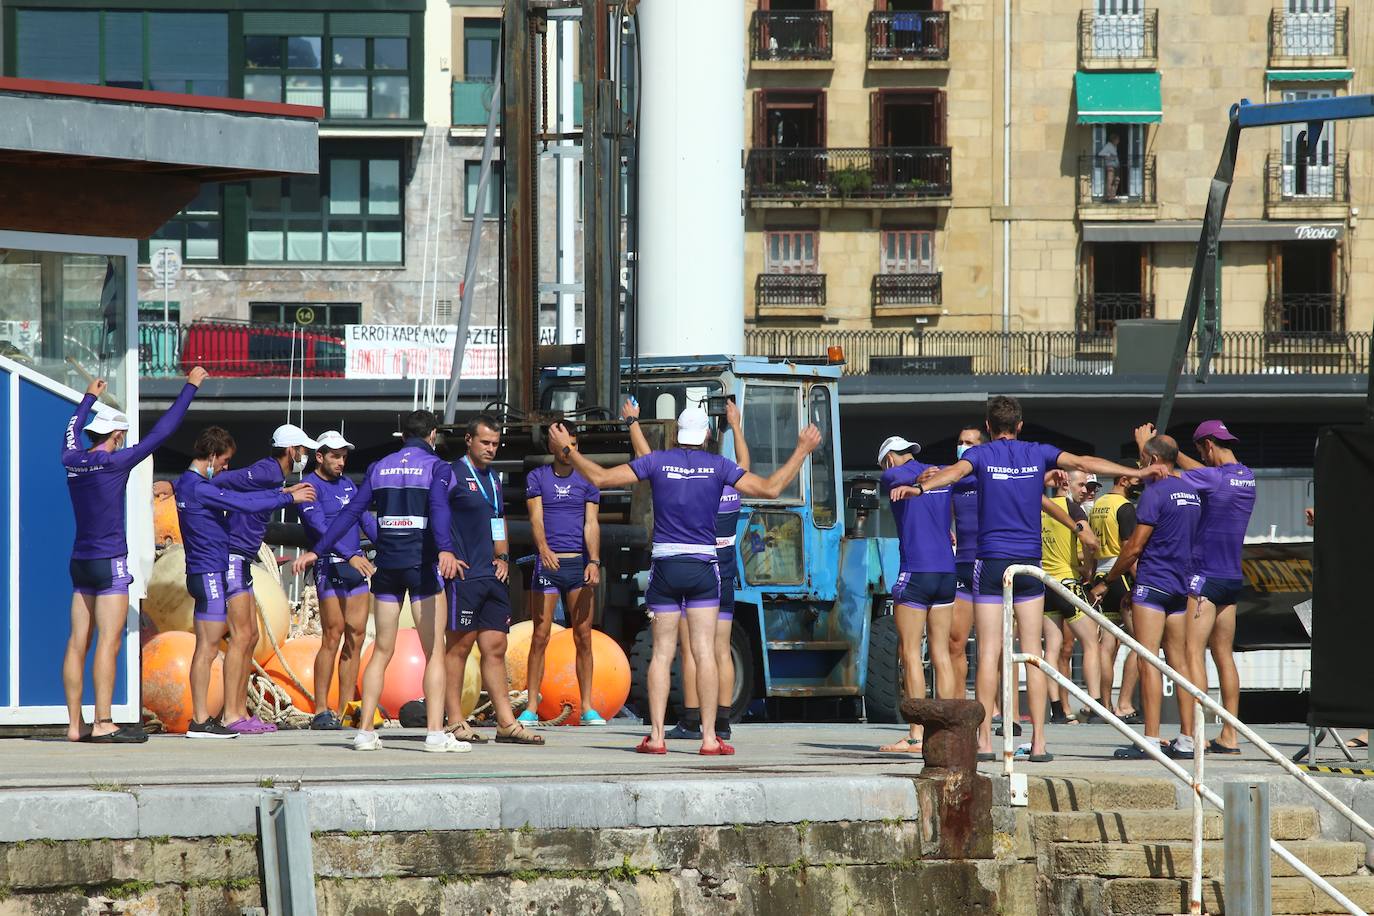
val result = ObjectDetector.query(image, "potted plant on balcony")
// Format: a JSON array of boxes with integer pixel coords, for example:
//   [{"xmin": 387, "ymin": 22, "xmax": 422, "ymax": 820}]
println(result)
[{"xmin": 832, "ymin": 167, "xmax": 874, "ymax": 199}]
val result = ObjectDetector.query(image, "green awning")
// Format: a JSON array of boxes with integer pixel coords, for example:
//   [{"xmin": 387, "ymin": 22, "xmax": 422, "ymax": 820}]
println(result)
[
  {"xmin": 1266, "ymin": 69, "xmax": 1353, "ymax": 82},
  {"xmin": 1075, "ymin": 72, "xmax": 1162, "ymax": 124}
]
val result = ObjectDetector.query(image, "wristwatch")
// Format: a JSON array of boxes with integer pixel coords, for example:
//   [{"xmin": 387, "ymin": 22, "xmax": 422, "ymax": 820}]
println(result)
[
  {"xmin": 496, "ymin": 552, "xmax": 510, "ymax": 562},
  {"xmin": 589, "ymin": 559, "xmax": 602, "ymax": 567},
  {"xmin": 915, "ymin": 483, "xmax": 925, "ymax": 496},
  {"xmin": 1075, "ymin": 520, "xmax": 1086, "ymax": 531},
  {"xmin": 625, "ymin": 416, "xmax": 640, "ymax": 426},
  {"xmin": 561, "ymin": 445, "xmax": 572, "ymax": 459}
]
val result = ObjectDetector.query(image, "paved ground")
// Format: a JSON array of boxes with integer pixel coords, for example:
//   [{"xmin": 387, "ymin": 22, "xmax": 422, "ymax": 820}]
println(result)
[{"xmin": 0, "ymin": 721, "xmax": 1356, "ymax": 791}]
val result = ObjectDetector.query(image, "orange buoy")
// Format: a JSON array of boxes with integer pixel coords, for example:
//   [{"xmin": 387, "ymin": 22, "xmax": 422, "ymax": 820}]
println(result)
[
  {"xmin": 141, "ymin": 631, "xmax": 223, "ymax": 734},
  {"xmin": 504, "ymin": 618, "xmax": 565, "ymax": 692},
  {"xmin": 263, "ymin": 636, "xmax": 343, "ymax": 713},
  {"xmin": 536, "ymin": 629, "xmax": 630, "ymax": 724},
  {"xmin": 359, "ymin": 628, "xmax": 428, "ymax": 719}
]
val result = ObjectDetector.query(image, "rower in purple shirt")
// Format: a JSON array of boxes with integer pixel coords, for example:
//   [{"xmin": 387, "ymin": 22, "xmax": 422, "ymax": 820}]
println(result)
[
  {"xmin": 293, "ymin": 429, "xmax": 378, "ymax": 731},
  {"xmin": 947, "ymin": 423, "xmax": 986, "ymax": 709},
  {"xmin": 216, "ymin": 423, "xmax": 319, "ymax": 735},
  {"xmin": 520, "ymin": 422, "xmax": 604, "ymax": 729},
  {"xmin": 175, "ymin": 426, "xmax": 315, "ymax": 739},
  {"xmin": 905, "ymin": 395, "xmax": 1153, "ymax": 763},
  {"xmin": 548, "ymin": 406, "xmax": 820, "ymax": 757},
  {"xmin": 61, "ymin": 367, "xmax": 205, "ymax": 743},
  {"xmin": 1091, "ymin": 434, "xmax": 1200, "ymax": 759}
]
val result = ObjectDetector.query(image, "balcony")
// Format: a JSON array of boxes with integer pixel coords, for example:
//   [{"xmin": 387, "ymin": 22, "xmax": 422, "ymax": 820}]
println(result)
[
  {"xmin": 1078, "ymin": 8, "xmax": 1158, "ymax": 69},
  {"xmin": 755, "ymin": 273, "xmax": 826, "ymax": 317},
  {"xmin": 1265, "ymin": 151, "xmax": 1349, "ymax": 218},
  {"xmin": 1269, "ymin": 6, "xmax": 1348, "ymax": 67},
  {"xmin": 1077, "ymin": 293, "xmax": 1155, "ymax": 341},
  {"xmin": 1078, "ymin": 153, "xmax": 1157, "ymax": 216},
  {"xmin": 133, "ymin": 320, "xmax": 346, "ymax": 378},
  {"xmin": 746, "ymin": 147, "xmax": 952, "ymax": 208},
  {"xmin": 871, "ymin": 273, "xmax": 942, "ymax": 316},
  {"xmin": 743, "ymin": 328, "xmax": 1370, "ymax": 377},
  {"xmin": 866, "ymin": 11, "xmax": 949, "ymax": 66},
  {"xmin": 750, "ymin": 11, "xmax": 833, "ymax": 66},
  {"xmin": 1266, "ymin": 293, "xmax": 1346, "ymax": 337}
]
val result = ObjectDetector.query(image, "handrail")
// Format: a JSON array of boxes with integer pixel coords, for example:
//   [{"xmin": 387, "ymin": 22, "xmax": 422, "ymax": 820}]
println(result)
[{"xmin": 1000, "ymin": 564, "xmax": 1372, "ymax": 916}]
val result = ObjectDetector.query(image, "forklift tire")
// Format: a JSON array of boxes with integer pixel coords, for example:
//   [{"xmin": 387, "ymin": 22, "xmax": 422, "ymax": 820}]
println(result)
[
  {"xmin": 865, "ymin": 614, "xmax": 902, "ymax": 724},
  {"xmin": 725, "ymin": 624, "xmax": 755, "ymax": 723},
  {"xmin": 628, "ymin": 625, "xmax": 684, "ymax": 721}
]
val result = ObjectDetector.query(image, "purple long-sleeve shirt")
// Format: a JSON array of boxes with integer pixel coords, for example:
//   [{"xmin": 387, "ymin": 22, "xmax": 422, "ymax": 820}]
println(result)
[
  {"xmin": 64, "ymin": 383, "xmax": 197, "ymax": 560},
  {"xmin": 175, "ymin": 468, "xmax": 293, "ymax": 575},
  {"xmin": 222, "ymin": 457, "xmax": 286, "ymax": 559},
  {"xmin": 295, "ymin": 471, "xmax": 378, "ymax": 562}
]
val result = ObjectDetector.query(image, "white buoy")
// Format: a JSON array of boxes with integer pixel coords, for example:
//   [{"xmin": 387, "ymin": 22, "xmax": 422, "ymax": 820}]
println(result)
[{"xmin": 636, "ymin": 0, "xmax": 746, "ymax": 358}]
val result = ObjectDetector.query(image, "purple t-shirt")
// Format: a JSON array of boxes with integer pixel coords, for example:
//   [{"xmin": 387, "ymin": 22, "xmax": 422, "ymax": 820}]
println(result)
[
  {"xmin": 962, "ymin": 439, "xmax": 1063, "ymax": 559},
  {"xmin": 1134, "ymin": 476, "xmax": 1203, "ymax": 595},
  {"xmin": 1181, "ymin": 463, "xmax": 1256, "ymax": 580},
  {"xmin": 526, "ymin": 464, "xmax": 600, "ymax": 554},
  {"xmin": 951, "ymin": 474, "xmax": 979, "ymax": 564},
  {"xmin": 629, "ymin": 449, "xmax": 745, "ymax": 557},
  {"xmin": 882, "ymin": 460, "xmax": 954, "ymax": 573}
]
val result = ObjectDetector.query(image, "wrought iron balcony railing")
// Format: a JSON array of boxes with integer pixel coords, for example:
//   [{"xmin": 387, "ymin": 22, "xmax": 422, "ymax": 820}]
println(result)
[
  {"xmin": 867, "ymin": 11, "xmax": 949, "ymax": 62},
  {"xmin": 1078, "ymin": 153, "xmax": 1156, "ymax": 205},
  {"xmin": 1077, "ymin": 293, "xmax": 1155, "ymax": 337},
  {"xmin": 1269, "ymin": 5, "xmax": 1348, "ymax": 60},
  {"xmin": 751, "ymin": 11, "xmax": 833, "ymax": 61},
  {"xmin": 1078, "ymin": 8, "xmax": 1158, "ymax": 62},
  {"xmin": 872, "ymin": 273, "xmax": 942, "ymax": 308},
  {"xmin": 755, "ymin": 273, "xmax": 826, "ymax": 309},
  {"xmin": 1265, "ymin": 151, "xmax": 1349, "ymax": 205},
  {"xmin": 1266, "ymin": 293, "xmax": 1345, "ymax": 336},
  {"xmin": 746, "ymin": 147, "xmax": 953, "ymax": 202}
]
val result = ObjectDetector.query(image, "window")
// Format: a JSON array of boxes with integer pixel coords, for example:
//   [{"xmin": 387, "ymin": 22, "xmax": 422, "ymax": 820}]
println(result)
[
  {"xmin": 880, "ymin": 230, "xmax": 935, "ymax": 274},
  {"xmin": 741, "ymin": 383, "xmax": 802, "ymax": 502},
  {"xmin": 807, "ymin": 385, "xmax": 837, "ymax": 528},
  {"xmin": 248, "ymin": 153, "xmax": 403, "ymax": 264},
  {"xmin": 464, "ymin": 19, "xmax": 502, "ymax": 81},
  {"xmin": 765, "ymin": 230, "xmax": 818, "ymax": 274},
  {"xmin": 243, "ymin": 28, "xmax": 411, "ymax": 119},
  {"xmin": 249, "ymin": 302, "xmax": 361, "ymax": 327},
  {"xmin": 1090, "ymin": 124, "xmax": 1147, "ymax": 201},
  {"xmin": 1281, "ymin": 88, "xmax": 1335, "ymax": 198},
  {"xmin": 465, "ymin": 161, "xmax": 504, "ymax": 218},
  {"xmin": 15, "ymin": 10, "xmax": 228, "ymax": 96},
  {"xmin": 146, "ymin": 185, "xmax": 223, "ymax": 263},
  {"xmin": 741, "ymin": 511, "xmax": 805, "ymax": 586}
]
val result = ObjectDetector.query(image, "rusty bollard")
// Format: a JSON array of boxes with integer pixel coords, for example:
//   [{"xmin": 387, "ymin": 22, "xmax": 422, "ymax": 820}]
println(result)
[{"xmin": 900, "ymin": 697, "xmax": 985, "ymax": 775}]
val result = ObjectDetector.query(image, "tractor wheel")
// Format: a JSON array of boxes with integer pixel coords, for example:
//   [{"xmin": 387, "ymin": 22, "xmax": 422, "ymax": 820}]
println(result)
[
  {"xmin": 724, "ymin": 624, "xmax": 756, "ymax": 723},
  {"xmin": 865, "ymin": 614, "xmax": 902, "ymax": 724}
]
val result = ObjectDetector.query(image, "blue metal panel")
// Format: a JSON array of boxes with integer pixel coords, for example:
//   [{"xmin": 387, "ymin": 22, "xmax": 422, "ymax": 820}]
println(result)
[
  {"xmin": 1232, "ymin": 94, "xmax": 1374, "ymax": 128},
  {"xmin": 0, "ymin": 367, "xmax": 10, "ymax": 707}
]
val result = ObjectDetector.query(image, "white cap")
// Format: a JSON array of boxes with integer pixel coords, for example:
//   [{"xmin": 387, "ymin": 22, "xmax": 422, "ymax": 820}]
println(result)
[
  {"xmin": 1083, "ymin": 473, "xmax": 1101, "ymax": 489},
  {"xmin": 271, "ymin": 423, "xmax": 318, "ymax": 450},
  {"xmin": 877, "ymin": 436, "xmax": 920, "ymax": 467},
  {"xmin": 676, "ymin": 407, "xmax": 710, "ymax": 446},
  {"xmin": 315, "ymin": 429, "xmax": 354, "ymax": 451},
  {"xmin": 85, "ymin": 406, "xmax": 130, "ymax": 435}
]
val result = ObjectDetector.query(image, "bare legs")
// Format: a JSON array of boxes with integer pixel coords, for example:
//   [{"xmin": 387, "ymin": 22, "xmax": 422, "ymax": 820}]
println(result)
[
  {"xmin": 646, "ymin": 607, "xmax": 723, "ymax": 752},
  {"xmin": 975, "ymin": 598, "xmax": 1050, "ymax": 756},
  {"xmin": 949, "ymin": 596, "xmax": 973, "ymax": 698},
  {"xmin": 926, "ymin": 602, "xmax": 958, "ymax": 700},
  {"xmin": 882, "ymin": 604, "xmax": 929, "ymax": 748},
  {"xmin": 63, "ymin": 593, "xmax": 127, "ymax": 741},
  {"xmin": 191, "ymin": 617, "xmax": 229, "ymax": 725},
  {"xmin": 413, "ymin": 595, "xmax": 450, "ymax": 733},
  {"xmin": 357, "ymin": 600, "xmax": 400, "ymax": 734},
  {"xmin": 525, "ymin": 587, "xmax": 596, "ymax": 715},
  {"xmin": 221, "ymin": 591, "xmax": 258, "ymax": 725},
  {"xmin": 314, "ymin": 592, "xmax": 368, "ymax": 715}
]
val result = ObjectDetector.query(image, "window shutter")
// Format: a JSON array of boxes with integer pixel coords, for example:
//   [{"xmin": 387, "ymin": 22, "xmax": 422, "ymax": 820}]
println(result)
[
  {"xmin": 870, "ymin": 92, "xmax": 882, "ymax": 149},
  {"xmin": 934, "ymin": 90, "xmax": 948, "ymax": 146},
  {"xmin": 243, "ymin": 12, "xmax": 324, "ymax": 35},
  {"xmin": 753, "ymin": 91, "xmax": 767, "ymax": 148},
  {"xmin": 817, "ymin": 91, "xmax": 828, "ymax": 147}
]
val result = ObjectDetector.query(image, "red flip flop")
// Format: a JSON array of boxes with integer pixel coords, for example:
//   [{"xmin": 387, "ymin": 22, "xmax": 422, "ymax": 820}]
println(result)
[
  {"xmin": 635, "ymin": 737, "xmax": 667, "ymax": 755},
  {"xmin": 699, "ymin": 741, "xmax": 735, "ymax": 756}
]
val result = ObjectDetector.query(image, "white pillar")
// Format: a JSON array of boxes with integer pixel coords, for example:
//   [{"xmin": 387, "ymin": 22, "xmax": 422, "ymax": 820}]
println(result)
[{"xmin": 636, "ymin": 0, "xmax": 745, "ymax": 357}]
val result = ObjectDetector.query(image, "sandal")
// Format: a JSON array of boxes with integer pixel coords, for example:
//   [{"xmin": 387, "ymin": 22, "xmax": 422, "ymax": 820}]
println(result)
[
  {"xmin": 636, "ymin": 737, "xmax": 667, "ymax": 755},
  {"xmin": 495, "ymin": 722, "xmax": 545, "ymax": 745},
  {"xmin": 878, "ymin": 738, "xmax": 924, "ymax": 753},
  {"xmin": 446, "ymin": 721, "xmax": 488, "ymax": 744},
  {"xmin": 1207, "ymin": 739, "xmax": 1241, "ymax": 755},
  {"xmin": 699, "ymin": 740, "xmax": 735, "ymax": 756}
]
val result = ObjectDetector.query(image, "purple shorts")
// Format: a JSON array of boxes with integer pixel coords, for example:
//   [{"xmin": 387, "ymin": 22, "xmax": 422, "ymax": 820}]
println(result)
[
  {"xmin": 187, "ymin": 572, "xmax": 228, "ymax": 622},
  {"xmin": 1133, "ymin": 583, "xmax": 1188, "ymax": 615},
  {"xmin": 316, "ymin": 560, "xmax": 369, "ymax": 600},
  {"xmin": 533, "ymin": 557, "xmax": 588, "ymax": 597},
  {"xmin": 226, "ymin": 554, "xmax": 254, "ymax": 600},
  {"xmin": 645, "ymin": 557, "xmax": 720, "ymax": 615},
  {"xmin": 70, "ymin": 556, "xmax": 132, "ymax": 597}
]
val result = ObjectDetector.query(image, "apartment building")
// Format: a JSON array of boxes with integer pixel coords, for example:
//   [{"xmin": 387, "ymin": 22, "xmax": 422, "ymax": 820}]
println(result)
[{"xmin": 743, "ymin": 0, "xmax": 1371, "ymax": 365}]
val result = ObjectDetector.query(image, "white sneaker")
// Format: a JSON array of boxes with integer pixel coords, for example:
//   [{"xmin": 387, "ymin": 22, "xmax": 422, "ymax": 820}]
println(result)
[
  {"xmin": 444, "ymin": 734, "xmax": 472, "ymax": 754},
  {"xmin": 353, "ymin": 731, "xmax": 382, "ymax": 752}
]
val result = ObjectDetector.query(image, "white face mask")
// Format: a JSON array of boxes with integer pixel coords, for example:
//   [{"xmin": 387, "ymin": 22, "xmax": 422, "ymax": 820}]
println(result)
[
  {"xmin": 291, "ymin": 451, "xmax": 307, "ymax": 475},
  {"xmin": 956, "ymin": 444, "xmax": 971, "ymax": 459}
]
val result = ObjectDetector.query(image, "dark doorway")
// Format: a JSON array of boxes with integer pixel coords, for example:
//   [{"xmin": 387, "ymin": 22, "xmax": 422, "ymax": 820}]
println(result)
[
  {"xmin": 756, "ymin": 90, "xmax": 825, "ymax": 148},
  {"xmin": 1275, "ymin": 240, "xmax": 1338, "ymax": 333},
  {"xmin": 873, "ymin": 90, "xmax": 944, "ymax": 147},
  {"xmin": 1082, "ymin": 242, "xmax": 1150, "ymax": 334}
]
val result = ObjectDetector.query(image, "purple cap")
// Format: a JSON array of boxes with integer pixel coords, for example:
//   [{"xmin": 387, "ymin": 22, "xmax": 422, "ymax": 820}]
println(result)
[{"xmin": 1193, "ymin": 419, "xmax": 1238, "ymax": 443}]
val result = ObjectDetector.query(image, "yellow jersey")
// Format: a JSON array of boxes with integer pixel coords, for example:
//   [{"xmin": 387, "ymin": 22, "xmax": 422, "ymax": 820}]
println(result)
[
  {"xmin": 1040, "ymin": 496, "xmax": 1085, "ymax": 580},
  {"xmin": 1090, "ymin": 492, "xmax": 1130, "ymax": 561}
]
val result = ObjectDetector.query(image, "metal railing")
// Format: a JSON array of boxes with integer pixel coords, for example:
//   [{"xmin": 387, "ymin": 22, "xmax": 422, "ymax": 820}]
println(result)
[
  {"xmin": 1000, "ymin": 566, "xmax": 1374, "ymax": 916},
  {"xmin": 1078, "ymin": 8, "xmax": 1158, "ymax": 62},
  {"xmin": 872, "ymin": 272, "xmax": 942, "ymax": 308},
  {"xmin": 1266, "ymin": 293, "xmax": 1346, "ymax": 336},
  {"xmin": 136, "ymin": 319, "xmax": 347, "ymax": 378},
  {"xmin": 867, "ymin": 10, "xmax": 949, "ymax": 61},
  {"xmin": 1266, "ymin": 151, "xmax": 1349, "ymax": 205},
  {"xmin": 1078, "ymin": 292, "xmax": 1155, "ymax": 337},
  {"xmin": 755, "ymin": 273, "xmax": 826, "ymax": 309},
  {"xmin": 742, "ymin": 328, "xmax": 1372, "ymax": 376},
  {"xmin": 1269, "ymin": 5, "xmax": 1348, "ymax": 60},
  {"xmin": 1078, "ymin": 153, "xmax": 1156, "ymax": 206},
  {"xmin": 750, "ymin": 11, "xmax": 833, "ymax": 61},
  {"xmin": 746, "ymin": 147, "xmax": 953, "ymax": 201}
]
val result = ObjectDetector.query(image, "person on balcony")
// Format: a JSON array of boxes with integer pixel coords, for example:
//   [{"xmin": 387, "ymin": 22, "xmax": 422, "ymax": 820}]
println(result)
[{"xmin": 1098, "ymin": 132, "xmax": 1122, "ymax": 201}]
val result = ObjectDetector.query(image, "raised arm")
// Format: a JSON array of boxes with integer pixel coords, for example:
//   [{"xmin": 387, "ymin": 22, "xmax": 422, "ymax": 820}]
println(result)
[
  {"xmin": 726, "ymin": 399, "xmax": 751, "ymax": 472},
  {"xmin": 63, "ymin": 388, "xmax": 99, "ymax": 458},
  {"xmin": 115, "ymin": 368, "xmax": 206, "ymax": 468},
  {"xmin": 622, "ymin": 398, "xmax": 651, "ymax": 458},
  {"xmin": 1058, "ymin": 451, "xmax": 1158, "ymax": 482},
  {"xmin": 896, "ymin": 458, "xmax": 974, "ymax": 499},
  {"xmin": 1134, "ymin": 422, "xmax": 1203, "ymax": 471},
  {"xmin": 732, "ymin": 425, "xmax": 821, "ymax": 500},
  {"xmin": 549, "ymin": 423, "xmax": 639, "ymax": 489}
]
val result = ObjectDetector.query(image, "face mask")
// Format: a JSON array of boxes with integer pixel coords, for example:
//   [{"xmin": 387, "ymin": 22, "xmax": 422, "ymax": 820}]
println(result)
[
  {"xmin": 1127, "ymin": 484, "xmax": 1144, "ymax": 500},
  {"xmin": 291, "ymin": 452, "xmax": 307, "ymax": 475},
  {"xmin": 956, "ymin": 444, "xmax": 970, "ymax": 459}
]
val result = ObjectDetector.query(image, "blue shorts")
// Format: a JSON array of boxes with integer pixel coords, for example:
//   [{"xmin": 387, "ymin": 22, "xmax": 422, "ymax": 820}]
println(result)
[
  {"xmin": 187, "ymin": 572, "xmax": 228, "ymax": 622},
  {"xmin": 719, "ymin": 564, "xmax": 738, "ymax": 621},
  {"xmin": 316, "ymin": 560, "xmax": 368, "ymax": 600},
  {"xmin": 70, "ymin": 556, "xmax": 132, "ymax": 597},
  {"xmin": 973, "ymin": 558, "xmax": 1045, "ymax": 605},
  {"xmin": 894, "ymin": 571, "xmax": 956, "ymax": 611},
  {"xmin": 534, "ymin": 556, "xmax": 588, "ymax": 597},
  {"xmin": 226, "ymin": 554, "xmax": 254, "ymax": 600},
  {"xmin": 954, "ymin": 562, "xmax": 975, "ymax": 601},
  {"xmin": 1133, "ymin": 583, "xmax": 1188, "ymax": 615},
  {"xmin": 1188, "ymin": 574, "xmax": 1245, "ymax": 608},
  {"xmin": 371, "ymin": 563, "xmax": 443, "ymax": 605},
  {"xmin": 645, "ymin": 556, "xmax": 720, "ymax": 615},
  {"xmin": 448, "ymin": 576, "xmax": 512, "ymax": 633}
]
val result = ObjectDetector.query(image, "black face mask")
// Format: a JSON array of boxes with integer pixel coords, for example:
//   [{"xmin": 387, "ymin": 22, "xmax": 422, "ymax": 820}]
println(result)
[{"xmin": 1126, "ymin": 484, "xmax": 1144, "ymax": 501}]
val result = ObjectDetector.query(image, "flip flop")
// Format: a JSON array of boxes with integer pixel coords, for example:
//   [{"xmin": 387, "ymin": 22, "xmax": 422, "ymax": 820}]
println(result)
[
  {"xmin": 1207, "ymin": 739, "xmax": 1242, "ymax": 755},
  {"xmin": 977, "ymin": 751, "xmax": 996, "ymax": 762},
  {"xmin": 879, "ymin": 739, "xmax": 924, "ymax": 754},
  {"xmin": 1119, "ymin": 711, "xmax": 1143, "ymax": 725},
  {"xmin": 1345, "ymin": 737, "xmax": 1368, "ymax": 750},
  {"xmin": 1029, "ymin": 752, "xmax": 1054, "ymax": 763},
  {"xmin": 635, "ymin": 737, "xmax": 667, "ymax": 755},
  {"xmin": 699, "ymin": 741, "xmax": 736, "ymax": 756}
]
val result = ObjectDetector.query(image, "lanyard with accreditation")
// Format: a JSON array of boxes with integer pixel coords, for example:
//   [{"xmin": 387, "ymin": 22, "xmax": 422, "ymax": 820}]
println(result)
[{"xmin": 462, "ymin": 456, "xmax": 507, "ymax": 542}]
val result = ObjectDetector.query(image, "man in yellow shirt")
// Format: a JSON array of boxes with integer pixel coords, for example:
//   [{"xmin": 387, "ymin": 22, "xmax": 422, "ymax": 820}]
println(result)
[{"xmin": 1041, "ymin": 470, "xmax": 1100, "ymax": 724}]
